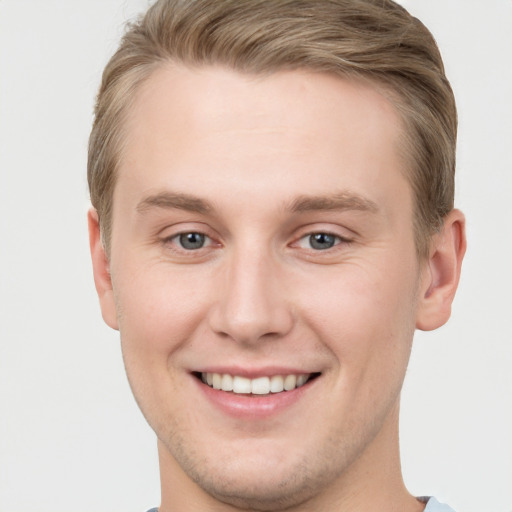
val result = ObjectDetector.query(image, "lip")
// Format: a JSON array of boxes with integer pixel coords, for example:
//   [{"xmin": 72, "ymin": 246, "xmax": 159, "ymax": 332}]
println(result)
[{"xmin": 191, "ymin": 369, "xmax": 320, "ymax": 419}]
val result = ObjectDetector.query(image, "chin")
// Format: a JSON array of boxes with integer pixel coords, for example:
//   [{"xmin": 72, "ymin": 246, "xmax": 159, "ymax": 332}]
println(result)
[
  {"xmin": 187, "ymin": 463, "xmax": 322, "ymax": 511},
  {"xmin": 164, "ymin": 434, "xmax": 343, "ymax": 512}
]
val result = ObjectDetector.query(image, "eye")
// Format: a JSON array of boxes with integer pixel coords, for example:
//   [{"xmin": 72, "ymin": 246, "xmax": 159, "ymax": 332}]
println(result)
[
  {"xmin": 175, "ymin": 232, "xmax": 208, "ymax": 250},
  {"xmin": 297, "ymin": 232, "xmax": 342, "ymax": 251},
  {"xmin": 309, "ymin": 233, "xmax": 338, "ymax": 250}
]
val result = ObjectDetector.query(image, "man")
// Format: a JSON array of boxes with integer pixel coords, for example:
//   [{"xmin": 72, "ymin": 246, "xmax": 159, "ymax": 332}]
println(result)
[{"xmin": 87, "ymin": 1, "xmax": 466, "ymax": 511}]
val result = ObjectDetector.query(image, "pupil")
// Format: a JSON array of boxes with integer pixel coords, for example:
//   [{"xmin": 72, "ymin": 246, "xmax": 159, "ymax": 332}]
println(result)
[
  {"xmin": 310, "ymin": 233, "xmax": 335, "ymax": 250},
  {"xmin": 179, "ymin": 232, "xmax": 205, "ymax": 250}
]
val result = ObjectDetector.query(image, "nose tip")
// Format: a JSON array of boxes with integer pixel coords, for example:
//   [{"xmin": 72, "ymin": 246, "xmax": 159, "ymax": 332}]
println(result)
[{"xmin": 208, "ymin": 255, "xmax": 294, "ymax": 345}]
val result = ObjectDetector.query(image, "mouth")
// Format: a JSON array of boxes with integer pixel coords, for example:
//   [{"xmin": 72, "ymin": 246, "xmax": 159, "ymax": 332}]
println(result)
[{"xmin": 194, "ymin": 372, "xmax": 321, "ymax": 396}]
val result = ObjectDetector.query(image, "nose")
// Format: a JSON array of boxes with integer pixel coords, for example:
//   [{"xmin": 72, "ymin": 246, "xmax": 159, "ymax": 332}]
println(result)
[{"xmin": 208, "ymin": 246, "xmax": 294, "ymax": 346}]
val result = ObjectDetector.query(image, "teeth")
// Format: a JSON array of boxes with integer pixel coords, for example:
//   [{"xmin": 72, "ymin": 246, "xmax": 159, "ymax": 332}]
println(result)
[
  {"xmin": 296, "ymin": 375, "xmax": 308, "ymax": 387},
  {"xmin": 270, "ymin": 375, "xmax": 284, "ymax": 393},
  {"xmin": 251, "ymin": 376, "xmax": 270, "ymax": 395},
  {"xmin": 221, "ymin": 374, "xmax": 233, "ymax": 392},
  {"xmin": 233, "ymin": 376, "xmax": 252, "ymax": 394},
  {"xmin": 212, "ymin": 373, "xmax": 222, "ymax": 390},
  {"xmin": 284, "ymin": 374, "xmax": 297, "ymax": 391},
  {"xmin": 201, "ymin": 372, "xmax": 311, "ymax": 394}
]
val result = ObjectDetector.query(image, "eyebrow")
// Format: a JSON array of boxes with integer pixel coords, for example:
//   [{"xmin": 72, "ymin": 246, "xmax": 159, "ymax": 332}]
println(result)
[
  {"xmin": 136, "ymin": 192, "xmax": 212, "ymax": 215},
  {"xmin": 135, "ymin": 190, "xmax": 379, "ymax": 216},
  {"xmin": 289, "ymin": 192, "xmax": 379, "ymax": 214}
]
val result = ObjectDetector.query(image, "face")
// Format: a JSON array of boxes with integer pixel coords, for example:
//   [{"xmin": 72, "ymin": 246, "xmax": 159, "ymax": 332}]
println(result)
[{"xmin": 100, "ymin": 65, "xmax": 427, "ymax": 509}]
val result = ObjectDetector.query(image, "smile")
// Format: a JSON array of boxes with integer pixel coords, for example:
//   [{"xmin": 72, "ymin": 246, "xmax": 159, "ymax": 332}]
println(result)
[{"xmin": 200, "ymin": 372, "xmax": 316, "ymax": 395}]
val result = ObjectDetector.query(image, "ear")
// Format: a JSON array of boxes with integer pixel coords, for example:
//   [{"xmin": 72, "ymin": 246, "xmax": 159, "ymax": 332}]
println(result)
[
  {"xmin": 88, "ymin": 208, "xmax": 119, "ymax": 330},
  {"xmin": 416, "ymin": 209, "xmax": 466, "ymax": 331}
]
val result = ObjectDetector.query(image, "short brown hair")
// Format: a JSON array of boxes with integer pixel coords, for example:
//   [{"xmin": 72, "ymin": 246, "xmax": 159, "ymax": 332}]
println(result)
[{"xmin": 88, "ymin": 0, "xmax": 457, "ymax": 258}]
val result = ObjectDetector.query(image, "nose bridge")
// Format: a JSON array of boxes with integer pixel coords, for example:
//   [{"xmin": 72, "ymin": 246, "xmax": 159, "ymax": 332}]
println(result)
[{"xmin": 209, "ymin": 240, "xmax": 293, "ymax": 344}]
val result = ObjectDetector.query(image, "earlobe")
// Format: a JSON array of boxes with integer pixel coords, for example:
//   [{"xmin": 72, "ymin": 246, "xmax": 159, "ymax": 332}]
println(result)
[
  {"xmin": 416, "ymin": 209, "xmax": 466, "ymax": 331},
  {"xmin": 88, "ymin": 208, "xmax": 119, "ymax": 330}
]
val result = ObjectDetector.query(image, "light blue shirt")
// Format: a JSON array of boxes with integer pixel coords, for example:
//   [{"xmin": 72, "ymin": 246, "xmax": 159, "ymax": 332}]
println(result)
[{"xmin": 423, "ymin": 496, "xmax": 456, "ymax": 512}]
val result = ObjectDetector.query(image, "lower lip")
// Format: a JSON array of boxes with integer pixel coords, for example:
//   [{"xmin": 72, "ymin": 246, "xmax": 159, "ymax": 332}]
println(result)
[{"xmin": 194, "ymin": 376, "xmax": 317, "ymax": 419}]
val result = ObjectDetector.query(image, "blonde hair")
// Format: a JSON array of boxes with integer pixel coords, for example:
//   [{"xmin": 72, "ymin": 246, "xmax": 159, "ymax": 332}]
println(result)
[{"xmin": 88, "ymin": 0, "xmax": 457, "ymax": 258}]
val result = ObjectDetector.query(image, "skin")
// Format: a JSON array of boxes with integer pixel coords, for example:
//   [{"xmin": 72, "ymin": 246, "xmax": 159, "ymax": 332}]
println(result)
[{"xmin": 89, "ymin": 65, "xmax": 466, "ymax": 511}]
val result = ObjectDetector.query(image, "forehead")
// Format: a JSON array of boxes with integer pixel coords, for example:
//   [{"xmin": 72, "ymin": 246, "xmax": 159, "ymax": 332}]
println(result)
[{"xmin": 117, "ymin": 64, "xmax": 410, "ymax": 219}]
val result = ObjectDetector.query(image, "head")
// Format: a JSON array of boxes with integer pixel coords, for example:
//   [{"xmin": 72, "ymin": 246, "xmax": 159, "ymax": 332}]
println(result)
[
  {"xmin": 88, "ymin": 0, "xmax": 457, "ymax": 260},
  {"xmin": 88, "ymin": 1, "xmax": 465, "ymax": 510}
]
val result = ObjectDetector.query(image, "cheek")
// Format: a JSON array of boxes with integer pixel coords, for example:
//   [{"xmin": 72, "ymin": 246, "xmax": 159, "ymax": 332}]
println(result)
[
  {"xmin": 113, "ymin": 261, "xmax": 213, "ymax": 366},
  {"xmin": 112, "ymin": 263, "xmax": 214, "ymax": 427},
  {"xmin": 296, "ymin": 256, "xmax": 419, "ymax": 369}
]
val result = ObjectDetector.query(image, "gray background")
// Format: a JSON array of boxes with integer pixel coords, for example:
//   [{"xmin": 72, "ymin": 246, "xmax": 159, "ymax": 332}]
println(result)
[{"xmin": 0, "ymin": 1, "xmax": 511, "ymax": 511}]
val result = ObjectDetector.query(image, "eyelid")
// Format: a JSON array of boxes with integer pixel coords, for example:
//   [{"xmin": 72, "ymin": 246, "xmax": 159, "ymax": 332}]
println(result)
[{"xmin": 157, "ymin": 220, "xmax": 212, "ymax": 236}]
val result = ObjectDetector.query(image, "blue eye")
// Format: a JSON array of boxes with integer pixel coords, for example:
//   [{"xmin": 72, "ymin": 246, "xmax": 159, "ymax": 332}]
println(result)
[
  {"xmin": 295, "ymin": 232, "xmax": 344, "ymax": 251},
  {"xmin": 308, "ymin": 233, "xmax": 338, "ymax": 250},
  {"xmin": 178, "ymin": 232, "xmax": 206, "ymax": 250}
]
